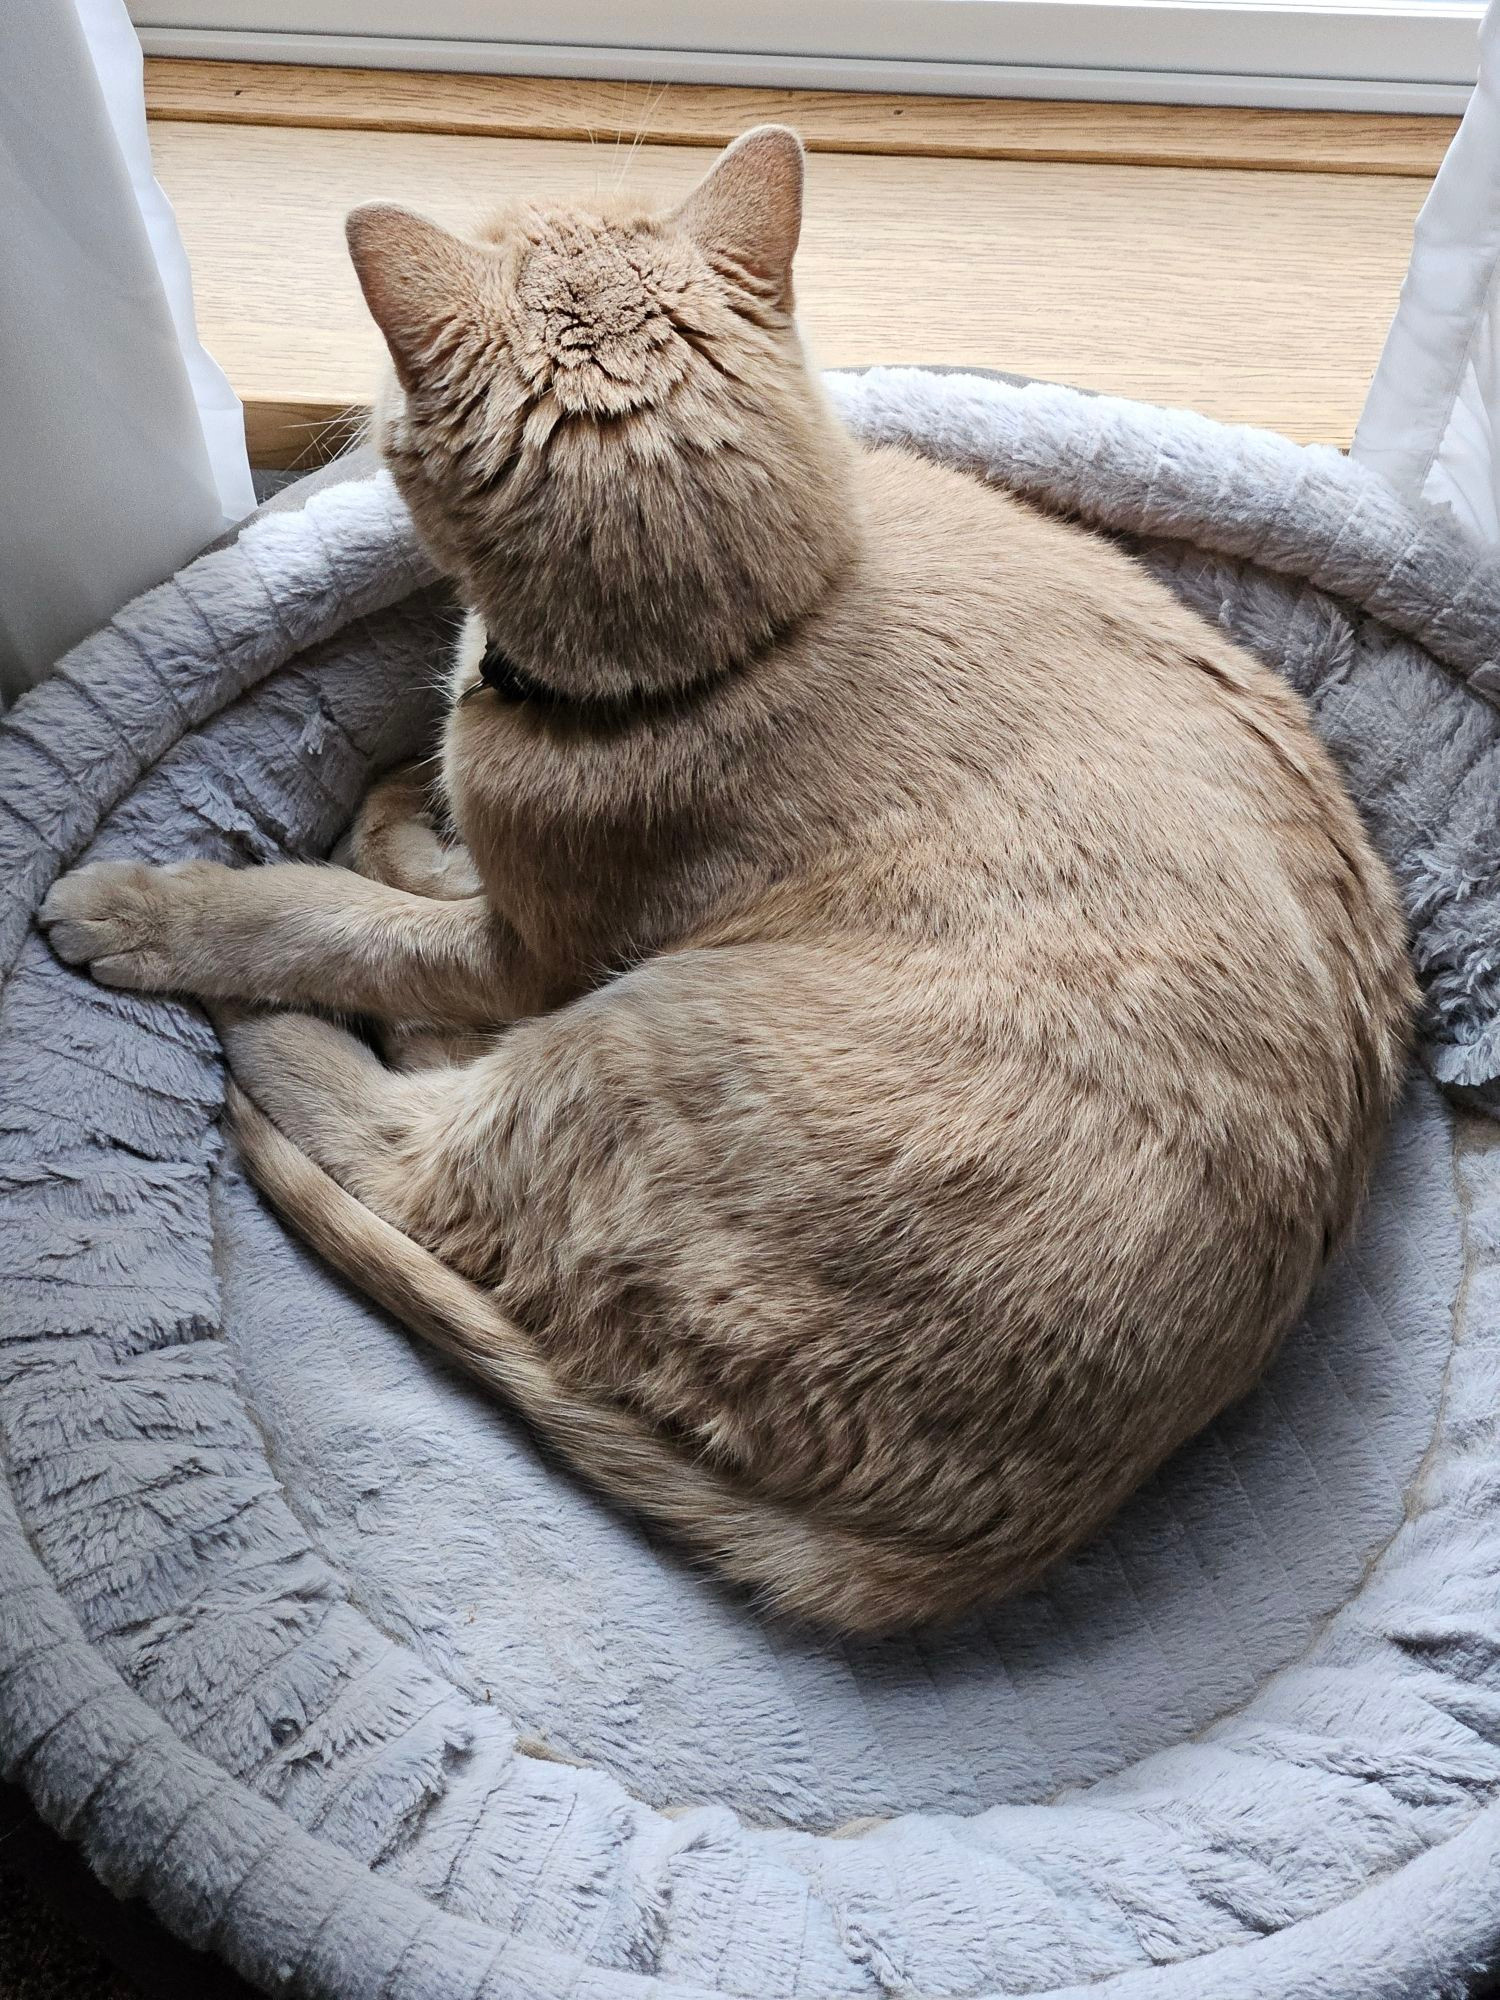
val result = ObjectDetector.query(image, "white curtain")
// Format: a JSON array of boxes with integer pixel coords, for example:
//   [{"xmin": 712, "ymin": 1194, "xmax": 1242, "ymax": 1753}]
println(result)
[
  {"xmin": 1353, "ymin": 3, "xmax": 1500, "ymax": 545},
  {"xmin": 0, "ymin": 0, "xmax": 254, "ymax": 704}
]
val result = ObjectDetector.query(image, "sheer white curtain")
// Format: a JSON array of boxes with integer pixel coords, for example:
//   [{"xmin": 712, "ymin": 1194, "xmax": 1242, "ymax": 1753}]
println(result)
[
  {"xmin": 1354, "ymin": 3, "xmax": 1500, "ymax": 543},
  {"xmin": 0, "ymin": 0, "xmax": 254, "ymax": 704}
]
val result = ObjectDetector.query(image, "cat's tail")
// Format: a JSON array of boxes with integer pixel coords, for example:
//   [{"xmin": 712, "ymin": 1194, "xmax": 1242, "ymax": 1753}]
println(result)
[{"xmin": 226, "ymin": 1082, "xmax": 952, "ymax": 1634}]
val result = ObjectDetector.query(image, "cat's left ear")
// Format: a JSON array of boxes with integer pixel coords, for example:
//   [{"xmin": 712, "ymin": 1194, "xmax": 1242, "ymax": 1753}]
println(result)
[
  {"xmin": 674, "ymin": 125, "xmax": 804, "ymax": 306},
  {"xmin": 346, "ymin": 203, "xmax": 489, "ymax": 390}
]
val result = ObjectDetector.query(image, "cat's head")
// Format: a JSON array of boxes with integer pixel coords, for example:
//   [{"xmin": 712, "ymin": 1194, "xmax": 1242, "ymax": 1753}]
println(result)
[{"xmin": 347, "ymin": 126, "xmax": 856, "ymax": 701}]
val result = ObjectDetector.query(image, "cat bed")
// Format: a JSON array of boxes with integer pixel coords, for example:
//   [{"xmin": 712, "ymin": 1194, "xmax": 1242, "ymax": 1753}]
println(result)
[{"xmin": 6, "ymin": 367, "xmax": 1500, "ymax": 2000}]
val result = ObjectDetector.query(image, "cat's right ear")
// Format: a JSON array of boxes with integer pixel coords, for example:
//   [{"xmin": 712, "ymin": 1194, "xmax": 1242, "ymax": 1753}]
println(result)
[
  {"xmin": 346, "ymin": 204, "xmax": 484, "ymax": 391},
  {"xmin": 674, "ymin": 125, "xmax": 804, "ymax": 307}
]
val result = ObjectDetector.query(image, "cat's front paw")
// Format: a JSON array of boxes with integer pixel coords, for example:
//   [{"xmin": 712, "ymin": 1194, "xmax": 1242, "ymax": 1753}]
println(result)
[{"xmin": 38, "ymin": 858, "xmax": 220, "ymax": 991}]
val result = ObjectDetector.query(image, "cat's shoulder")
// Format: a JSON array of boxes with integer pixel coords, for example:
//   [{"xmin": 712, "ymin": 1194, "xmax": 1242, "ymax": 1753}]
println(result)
[{"xmin": 851, "ymin": 439, "xmax": 1100, "ymax": 566}]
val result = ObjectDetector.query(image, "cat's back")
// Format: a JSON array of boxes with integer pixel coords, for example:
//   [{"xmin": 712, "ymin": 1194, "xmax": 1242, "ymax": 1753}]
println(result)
[
  {"xmin": 846, "ymin": 438, "xmax": 1310, "ymax": 766},
  {"xmin": 834, "ymin": 441, "xmax": 1400, "ymax": 979},
  {"xmin": 797, "ymin": 441, "xmax": 1413, "ymax": 1214}
]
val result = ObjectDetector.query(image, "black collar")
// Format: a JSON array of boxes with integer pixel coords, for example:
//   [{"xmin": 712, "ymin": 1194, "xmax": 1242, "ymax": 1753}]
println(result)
[
  {"xmin": 469, "ymin": 638, "xmax": 732, "ymax": 725},
  {"xmin": 476, "ymin": 643, "xmax": 568, "ymax": 708}
]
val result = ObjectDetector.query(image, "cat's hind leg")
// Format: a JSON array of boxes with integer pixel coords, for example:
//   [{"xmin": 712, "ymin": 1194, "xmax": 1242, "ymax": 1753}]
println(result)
[
  {"xmin": 212, "ymin": 1004, "xmax": 434, "ymax": 1222},
  {"xmin": 218, "ymin": 950, "xmax": 1007, "ymax": 1634},
  {"xmin": 221, "ymin": 998, "xmax": 987, "ymax": 1637}
]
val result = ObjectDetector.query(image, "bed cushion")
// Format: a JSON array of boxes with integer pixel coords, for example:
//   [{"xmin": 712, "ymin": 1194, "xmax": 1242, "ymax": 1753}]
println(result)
[{"xmin": 4, "ymin": 368, "xmax": 1500, "ymax": 1999}]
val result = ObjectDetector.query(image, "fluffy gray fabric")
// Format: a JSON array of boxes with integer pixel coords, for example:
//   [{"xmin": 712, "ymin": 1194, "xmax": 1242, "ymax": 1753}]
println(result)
[{"xmin": 4, "ymin": 369, "xmax": 1500, "ymax": 2000}]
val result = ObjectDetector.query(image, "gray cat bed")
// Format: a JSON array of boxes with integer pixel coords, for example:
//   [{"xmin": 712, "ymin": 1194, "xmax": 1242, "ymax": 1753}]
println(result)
[{"xmin": 5, "ymin": 368, "xmax": 1500, "ymax": 2000}]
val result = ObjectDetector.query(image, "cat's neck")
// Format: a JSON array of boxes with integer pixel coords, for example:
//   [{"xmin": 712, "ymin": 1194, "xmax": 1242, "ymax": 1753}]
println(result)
[{"xmin": 445, "ymin": 385, "xmax": 862, "ymax": 707}]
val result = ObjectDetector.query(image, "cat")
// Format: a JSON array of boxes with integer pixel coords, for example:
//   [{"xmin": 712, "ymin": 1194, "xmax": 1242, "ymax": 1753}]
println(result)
[{"xmin": 40, "ymin": 126, "xmax": 1415, "ymax": 1633}]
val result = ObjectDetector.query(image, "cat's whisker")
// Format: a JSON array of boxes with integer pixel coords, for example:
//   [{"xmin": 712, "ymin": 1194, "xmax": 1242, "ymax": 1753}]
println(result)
[
  {"xmin": 609, "ymin": 77, "xmax": 629, "ymax": 191},
  {"xmin": 255, "ymin": 407, "xmax": 370, "ymax": 481},
  {"xmin": 613, "ymin": 81, "xmax": 669, "ymax": 194}
]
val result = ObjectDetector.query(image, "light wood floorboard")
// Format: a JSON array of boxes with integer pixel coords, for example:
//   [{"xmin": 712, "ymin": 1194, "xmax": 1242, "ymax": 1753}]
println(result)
[{"xmin": 145, "ymin": 58, "xmax": 1456, "ymax": 177}]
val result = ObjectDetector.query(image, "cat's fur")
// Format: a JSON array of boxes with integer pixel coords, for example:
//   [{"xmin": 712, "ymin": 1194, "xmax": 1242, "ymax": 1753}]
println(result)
[{"xmin": 40, "ymin": 127, "xmax": 1415, "ymax": 1632}]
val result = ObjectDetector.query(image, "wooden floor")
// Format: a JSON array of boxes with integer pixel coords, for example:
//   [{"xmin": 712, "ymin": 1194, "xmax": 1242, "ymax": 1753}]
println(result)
[{"xmin": 143, "ymin": 61, "xmax": 1443, "ymax": 466}]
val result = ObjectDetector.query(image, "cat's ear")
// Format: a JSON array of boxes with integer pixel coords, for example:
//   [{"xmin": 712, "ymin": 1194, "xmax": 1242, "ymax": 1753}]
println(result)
[
  {"xmin": 674, "ymin": 125, "xmax": 804, "ymax": 303},
  {"xmin": 346, "ymin": 204, "xmax": 485, "ymax": 390}
]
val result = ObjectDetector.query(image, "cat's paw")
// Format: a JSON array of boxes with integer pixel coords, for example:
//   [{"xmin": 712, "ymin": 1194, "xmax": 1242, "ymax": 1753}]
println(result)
[
  {"xmin": 212, "ymin": 1004, "xmax": 345, "ymax": 1107},
  {"xmin": 214, "ymin": 1005, "xmax": 394, "ymax": 1177},
  {"xmin": 369, "ymin": 816, "xmax": 481, "ymax": 900},
  {"xmin": 38, "ymin": 858, "xmax": 219, "ymax": 991},
  {"xmin": 351, "ymin": 762, "xmax": 480, "ymax": 900},
  {"xmin": 212, "ymin": 1003, "xmax": 376, "ymax": 1119}
]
